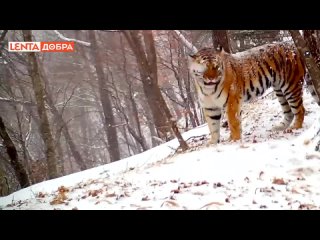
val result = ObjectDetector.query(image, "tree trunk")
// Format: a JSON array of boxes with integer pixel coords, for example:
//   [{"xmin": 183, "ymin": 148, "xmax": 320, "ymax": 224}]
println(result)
[
  {"xmin": 88, "ymin": 30, "xmax": 121, "ymax": 162},
  {"xmin": 163, "ymin": 85, "xmax": 183, "ymax": 120},
  {"xmin": 123, "ymin": 30, "xmax": 172, "ymax": 141},
  {"xmin": 179, "ymin": 43, "xmax": 200, "ymax": 127},
  {"xmin": 34, "ymin": 64, "xmax": 65, "ymax": 175},
  {"xmin": 124, "ymin": 30, "xmax": 188, "ymax": 151},
  {"xmin": 74, "ymin": 31, "xmax": 105, "ymax": 166},
  {"xmin": 15, "ymin": 109, "xmax": 33, "ymax": 179},
  {"xmin": 120, "ymin": 35, "xmax": 147, "ymax": 150},
  {"xmin": 109, "ymin": 41, "xmax": 148, "ymax": 153},
  {"xmin": 0, "ymin": 116, "xmax": 30, "ymax": 188},
  {"xmin": 109, "ymin": 71, "xmax": 148, "ymax": 152},
  {"xmin": 303, "ymin": 30, "xmax": 320, "ymax": 68},
  {"xmin": 48, "ymin": 99, "xmax": 87, "ymax": 171},
  {"xmin": 78, "ymin": 88, "xmax": 90, "ymax": 166},
  {"xmin": 4, "ymin": 67, "xmax": 33, "ymax": 180},
  {"xmin": 0, "ymin": 165, "xmax": 10, "ymax": 196},
  {"xmin": 54, "ymin": 133, "xmax": 65, "ymax": 175},
  {"xmin": 22, "ymin": 30, "xmax": 59, "ymax": 179},
  {"xmin": 141, "ymin": 100, "xmax": 158, "ymax": 147},
  {"xmin": 212, "ymin": 30, "xmax": 231, "ymax": 53},
  {"xmin": 9, "ymin": 73, "xmax": 38, "ymax": 182},
  {"xmin": 0, "ymin": 30, "xmax": 8, "ymax": 53},
  {"xmin": 127, "ymin": 93, "xmax": 148, "ymax": 151},
  {"xmin": 40, "ymin": 67, "xmax": 87, "ymax": 171},
  {"xmin": 289, "ymin": 30, "xmax": 320, "ymax": 100},
  {"xmin": 185, "ymin": 77, "xmax": 200, "ymax": 127},
  {"xmin": 158, "ymin": 90, "xmax": 189, "ymax": 151}
]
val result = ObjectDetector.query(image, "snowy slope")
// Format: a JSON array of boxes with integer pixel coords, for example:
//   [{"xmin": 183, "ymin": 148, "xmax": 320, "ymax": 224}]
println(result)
[{"xmin": 1, "ymin": 89, "xmax": 320, "ymax": 210}]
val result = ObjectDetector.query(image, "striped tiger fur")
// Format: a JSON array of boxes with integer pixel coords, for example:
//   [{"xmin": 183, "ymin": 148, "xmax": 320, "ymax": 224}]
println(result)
[{"xmin": 188, "ymin": 42, "xmax": 320, "ymax": 144}]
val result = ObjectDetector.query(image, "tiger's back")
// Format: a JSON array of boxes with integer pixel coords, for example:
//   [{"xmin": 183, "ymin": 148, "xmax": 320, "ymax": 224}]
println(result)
[
  {"xmin": 189, "ymin": 41, "xmax": 318, "ymax": 144},
  {"xmin": 231, "ymin": 42, "xmax": 305, "ymax": 102}
]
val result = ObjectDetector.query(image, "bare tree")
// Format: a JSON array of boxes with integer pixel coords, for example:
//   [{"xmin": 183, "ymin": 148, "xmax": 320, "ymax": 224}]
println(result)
[
  {"xmin": 289, "ymin": 30, "xmax": 320, "ymax": 100},
  {"xmin": 0, "ymin": 30, "xmax": 8, "ymax": 53},
  {"xmin": 123, "ymin": 30, "xmax": 172, "ymax": 141},
  {"xmin": 88, "ymin": 30, "xmax": 121, "ymax": 162},
  {"xmin": 43, "ymin": 86, "xmax": 87, "ymax": 171},
  {"xmin": 212, "ymin": 30, "xmax": 231, "ymax": 53},
  {"xmin": 158, "ymin": 31, "xmax": 200, "ymax": 129},
  {"xmin": 228, "ymin": 30, "xmax": 281, "ymax": 53},
  {"xmin": 303, "ymin": 30, "xmax": 320, "ymax": 67},
  {"xmin": 22, "ymin": 30, "xmax": 59, "ymax": 179},
  {"xmin": 123, "ymin": 30, "xmax": 188, "ymax": 151},
  {"xmin": 0, "ymin": 116, "xmax": 30, "ymax": 188},
  {"xmin": 109, "ymin": 71, "xmax": 148, "ymax": 152}
]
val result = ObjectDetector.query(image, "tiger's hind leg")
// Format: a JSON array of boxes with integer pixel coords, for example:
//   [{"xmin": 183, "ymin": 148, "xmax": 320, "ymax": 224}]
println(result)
[
  {"xmin": 277, "ymin": 78, "xmax": 305, "ymax": 130},
  {"xmin": 285, "ymin": 82, "xmax": 305, "ymax": 129},
  {"xmin": 272, "ymin": 87, "xmax": 294, "ymax": 131}
]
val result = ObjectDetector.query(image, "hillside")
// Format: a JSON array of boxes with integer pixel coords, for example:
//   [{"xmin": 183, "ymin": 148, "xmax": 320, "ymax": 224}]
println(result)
[{"xmin": 1, "ymin": 89, "xmax": 320, "ymax": 210}]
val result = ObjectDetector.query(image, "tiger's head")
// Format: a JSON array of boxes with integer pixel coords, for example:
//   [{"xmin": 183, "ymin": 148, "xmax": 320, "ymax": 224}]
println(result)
[{"xmin": 188, "ymin": 47, "xmax": 225, "ymax": 89}]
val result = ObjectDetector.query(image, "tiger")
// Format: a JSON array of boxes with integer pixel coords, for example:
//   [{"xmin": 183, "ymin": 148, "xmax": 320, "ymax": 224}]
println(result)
[{"xmin": 188, "ymin": 41, "xmax": 320, "ymax": 144}]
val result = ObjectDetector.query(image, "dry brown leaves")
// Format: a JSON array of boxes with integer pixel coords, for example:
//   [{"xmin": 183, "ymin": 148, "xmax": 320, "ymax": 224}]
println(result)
[
  {"xmin": 88, "ymin": 189, "xmax": 103, "ymax": 197},
  {"xmin": 272, "ymin": 178, "xmax": 287, "ymax": 185},
  {"xmin": 298, "ymin": 203, "xmax": 317, "ymax": 210},
  {"xmin": 37, "ymin": 192, "xmax": 46, "ymax": 198},
  {"xmin": 283, "ymin": 128, "xmax": 293, "ymax": 134},
  {"xmin": 161, "ymin": 200, "xmax": 180, "ymax": 208},
  {"xmin": 193, "ymin": 181, "xmax": 209, "ymax": 186},
  {"xmin": 199, "ymin": 201, "xmax": 224, "ymax": 210},
  {"xmin": 106, "ymin": 192, "xmax": 116, "ymax": 198},
  {"xmin": 141, "ymin": 195, "xmax": 150, "ymax": 201},
  {"xmin": 50, "ymin": 186, "xmax": 69, "ymax": 205}
]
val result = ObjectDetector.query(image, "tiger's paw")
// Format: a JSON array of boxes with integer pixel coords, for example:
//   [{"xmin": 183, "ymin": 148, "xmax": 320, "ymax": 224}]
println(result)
[
  {"xmin": 291, "ymin": 122, "xmax": 303, "ymax": 129},
  {"xmin": 283, "ymin": 126, "xmax": 301, "ymax": 133},
  {"xmin": 206, "ymin": 137, "xmax": 220, "ymax": 146},
  {"xmin": 228, "ymin": 136, "xmax": 241, "ymax": 143},
  {"xmin": 228, "ymin": 132, "xmax": 241, "ymax": 142}
]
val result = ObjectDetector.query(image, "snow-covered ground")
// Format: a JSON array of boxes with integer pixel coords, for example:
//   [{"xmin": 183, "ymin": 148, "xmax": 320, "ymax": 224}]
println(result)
[{"xmin": 1, "ymin": 88, "xmax": 320, "ymax": 210}]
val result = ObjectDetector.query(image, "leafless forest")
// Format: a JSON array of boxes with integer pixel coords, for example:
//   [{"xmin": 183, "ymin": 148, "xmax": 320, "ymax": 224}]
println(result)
[{"xmin": 1, "ymin": 30, "xmax": 320, "ymax": 196}]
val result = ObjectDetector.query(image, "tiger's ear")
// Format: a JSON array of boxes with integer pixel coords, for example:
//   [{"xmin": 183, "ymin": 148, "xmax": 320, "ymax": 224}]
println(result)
[
  {"xmin": 189, "ymin": 54, "xmax": 196, "ymax": 59},
  {"xmin": 188, "ymin": 54, "xmax": 197, "ymax": 64}
]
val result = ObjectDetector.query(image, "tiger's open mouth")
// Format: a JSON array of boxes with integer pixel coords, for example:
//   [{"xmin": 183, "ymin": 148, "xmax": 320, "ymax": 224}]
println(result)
[
  {"xmin": 204, "ymin": 81, "xmax": 216, "ymax": 86},
  {"xmin": 204, "ymin": 79, "xmax": 220, "ymax": 86}
]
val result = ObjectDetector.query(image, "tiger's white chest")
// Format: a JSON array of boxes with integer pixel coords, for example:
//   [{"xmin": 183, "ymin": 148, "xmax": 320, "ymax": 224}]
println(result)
[{"xmin": 198, "ymin": 85, "xmax": 228, "ymax": 109}]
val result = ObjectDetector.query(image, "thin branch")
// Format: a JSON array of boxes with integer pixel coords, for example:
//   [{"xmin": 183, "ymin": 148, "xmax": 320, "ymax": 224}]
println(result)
[
  {"xmin": 0, "ymin": 97, "xmax": 36, "ymax": 106},
  {"xmin": 173, "ymin": 30, "xmax": 198, "ymax": 54},
  {"xmin": 0, "ymin": 30, "xmax": 8, "ymax": 42},
  {"xmin": 25, "ymin": 117, "xmax": 32, "ymax": 143},
  {"xmin": 0, "ymin": 30, "xmax": 8, "ymax": 56},
  {"xmin": 60, "ymin": 84, "xmax": 78, "ymax": 116},
  {"xmin": 152, "ymin": 136, "xmax": 166, "ymax": 144},
  {"xmin": 112, "ymin": 123, "xmax": 128, "ymax": 128},
  {"xmin": 160, "ymin": 89, "xmax": 185, "ymax": 107},
  {"xmin": 53, "ymin": 30, "xmax": 91, "ymax": 47},
  {"xmin": 99, "ymin": 30, "xmax": 121, "ymax": 33}
]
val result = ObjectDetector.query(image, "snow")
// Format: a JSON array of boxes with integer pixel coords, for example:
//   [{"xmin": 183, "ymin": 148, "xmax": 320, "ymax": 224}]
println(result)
[{"xmin": 1, "ymin": 88, "xmax": 320, "ymax": 210}]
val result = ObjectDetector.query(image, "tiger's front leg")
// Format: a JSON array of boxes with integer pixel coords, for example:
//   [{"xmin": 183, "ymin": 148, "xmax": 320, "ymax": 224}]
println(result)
[
  {"xmin": 203, "ymin": 107, "xmax": 222, "ymax": 144},
  {"xmin": 226, "ymin": 97, "xmax": 242, "ymax": 141}
]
